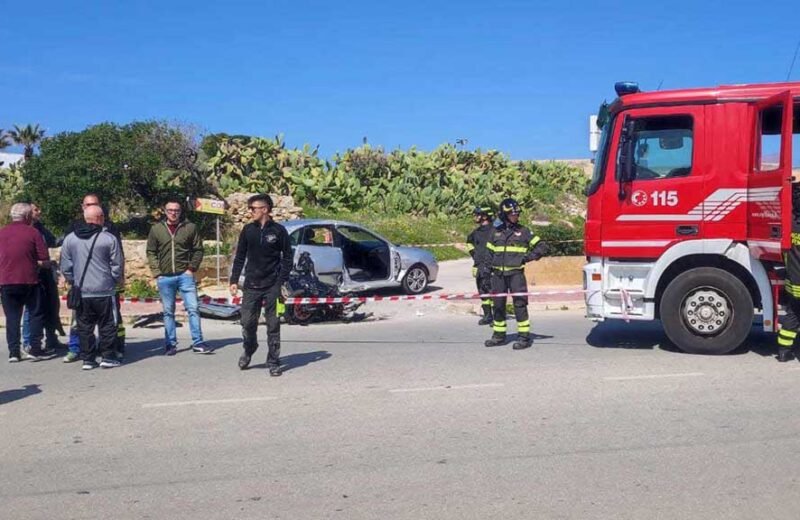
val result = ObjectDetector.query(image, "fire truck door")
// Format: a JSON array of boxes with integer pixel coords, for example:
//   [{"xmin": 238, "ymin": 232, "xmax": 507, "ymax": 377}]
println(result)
[
  {"xmin": 601, "ymin": 105, "xmax": 707, "ymax": 257},
  {"xmin": 748, "ymin": 90, "xmax": 795, "ymax": 261}
]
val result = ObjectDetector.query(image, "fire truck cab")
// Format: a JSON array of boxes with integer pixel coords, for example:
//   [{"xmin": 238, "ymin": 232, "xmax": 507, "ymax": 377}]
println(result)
[{"xmin": 584, "ymin": 81, "xmax": 800, "ymax": 354}]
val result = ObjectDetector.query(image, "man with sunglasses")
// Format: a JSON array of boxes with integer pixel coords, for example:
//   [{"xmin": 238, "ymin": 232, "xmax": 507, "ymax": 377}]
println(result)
[
  {"xmin": 229, "ymin": 194, "xmax": 292, "ymax": 376},
  {"xmin": 146, "ymin": 198, "xmax": 210, "ymax": 355}
]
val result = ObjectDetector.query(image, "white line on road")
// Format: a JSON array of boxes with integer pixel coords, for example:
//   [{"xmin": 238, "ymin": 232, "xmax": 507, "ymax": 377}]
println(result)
[
  {"xmin": 604, "ymin": 372, "xmax": 706, "ymax": 382},
  {"xmin": 389, "ymin": 383, "xmax": 505, "ymax": 393},
  {"xmin": 142, "ymin": 396, "xmax": 278, "ymax": 409}
]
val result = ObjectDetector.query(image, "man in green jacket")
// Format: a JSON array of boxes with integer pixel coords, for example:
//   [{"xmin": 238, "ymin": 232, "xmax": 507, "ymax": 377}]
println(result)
[{"xmin": 146, "ymin": 198, "xmax": 211, "ymax": 355}]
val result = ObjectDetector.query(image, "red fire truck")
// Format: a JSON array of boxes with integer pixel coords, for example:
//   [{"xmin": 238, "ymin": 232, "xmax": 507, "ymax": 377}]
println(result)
[{"xmin": 583, "ymin": 81, "xmax": 800, "ymax": 354}]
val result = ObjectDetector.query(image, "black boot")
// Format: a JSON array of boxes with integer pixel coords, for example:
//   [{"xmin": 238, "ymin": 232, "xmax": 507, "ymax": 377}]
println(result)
[
  {"xmin": 777, "ymin": 347, "xmax": 795, "ymax": 363},
  {"xmin": 512, "ymin": 334, "xmax": 532, "ymax": 350},
  {"xmin": 478, "ymin": 305, "xmax": 493, "ymax": 326},
  {"xmin": 484, "ymin": 334, "xmax": 506, "ymax": 347}
]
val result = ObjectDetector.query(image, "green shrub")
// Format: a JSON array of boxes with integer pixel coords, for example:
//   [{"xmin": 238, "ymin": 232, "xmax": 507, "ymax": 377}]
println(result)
[
  {"xmin": 204, "ymin": 136, "xmax": 586, "ymax": 220},
  {"xmin": 203, "ymin": 242, "xmax": 232, "ymax": 256},
  {"xmin": 125, "ymin": 278, "xmax": 159, "ymax": 299},
  {"xmin": 531, "ymin": 224, "xmax": 584, "ymax": 256}
]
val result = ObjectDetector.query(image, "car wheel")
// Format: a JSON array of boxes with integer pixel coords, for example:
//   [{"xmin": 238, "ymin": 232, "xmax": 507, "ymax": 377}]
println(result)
[{"xmin": 402, "ymin": 265, "xmax": 429, "ymax": 295}]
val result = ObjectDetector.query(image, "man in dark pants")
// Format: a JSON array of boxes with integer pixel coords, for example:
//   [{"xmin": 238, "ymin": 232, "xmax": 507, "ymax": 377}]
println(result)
[
  {"xmin": 466, "ymin": 205, "xmax": 496, "ymax": 326},
  {"xmin": 0, "ymin": 203, "xmax": 50, "ymax": 362},
  {"xmin": 60, "ymin": 205, "xmax": 124, "ymax": 370},
  {"xmin": 61, "ymin": 193, "xmax": 126, "ymax": 362},
  {"xmin": 229, "ymin": 194, "xmax": 293, "ymax": 376},
  {"xmin": 482, "ymin": 198, "xmax": 547, "ymax": 350},
  {"xmin": 22, "ymin": 202, "xmax": 65, "ymax": 355},
  {"xmin": 777, "ymin": 182, "xmax": 800, "ymax": 362}
]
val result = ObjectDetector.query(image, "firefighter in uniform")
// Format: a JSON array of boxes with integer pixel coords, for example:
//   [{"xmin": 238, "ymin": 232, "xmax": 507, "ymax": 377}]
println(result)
[
  {"xmin": 482, "ymin": 198, "xmax": 547, "ymax": 350},
  {"xmin": 466, "ymin": 205, "xmax": 496, "ymax": 326},
  {"xmin": 777, "ymin": 183, "xmax": 800, "ymax": 362}
]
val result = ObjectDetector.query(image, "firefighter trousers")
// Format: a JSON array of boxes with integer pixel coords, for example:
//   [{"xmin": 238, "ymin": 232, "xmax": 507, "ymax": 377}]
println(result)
[
  {"xmin": 777, "ymin": 296, "xmax": 800, "ymax": 350},
  {"xmin": 476, "ymin": 273, "xmax": 493, "ymax": 317},
  {"xmin": 490, "ymin": 270, "xmax": 529, "ymax": 337}
]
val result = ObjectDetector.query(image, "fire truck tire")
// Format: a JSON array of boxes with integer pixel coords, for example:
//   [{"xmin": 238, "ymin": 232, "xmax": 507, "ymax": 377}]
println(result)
[{"xmin": 660, "ymin": 267, "xmax": 753, "ymax": 355}]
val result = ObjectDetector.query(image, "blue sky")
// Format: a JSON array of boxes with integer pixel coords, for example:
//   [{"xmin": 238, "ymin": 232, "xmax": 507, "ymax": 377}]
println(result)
[{"xmin": 1, "ymin": 0, "xmax": 799, "ymax": 159}]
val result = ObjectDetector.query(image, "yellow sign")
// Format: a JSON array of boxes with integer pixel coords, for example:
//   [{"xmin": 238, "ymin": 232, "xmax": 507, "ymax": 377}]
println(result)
[{"xmin": 193, "ymin": 198, "xmax": 225, "ymax": 215}]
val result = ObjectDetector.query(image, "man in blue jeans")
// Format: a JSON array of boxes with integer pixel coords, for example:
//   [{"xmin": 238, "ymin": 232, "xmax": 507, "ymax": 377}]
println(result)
[{"xmin": 146, "ymin": 198, "xmax": 211, "ymax": 355}]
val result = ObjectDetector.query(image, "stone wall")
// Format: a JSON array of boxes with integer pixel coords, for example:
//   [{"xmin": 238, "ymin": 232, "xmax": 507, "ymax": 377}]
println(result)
[{"xmin": 225, "ymin": 193, "xmax": 303, "ymax": 229}]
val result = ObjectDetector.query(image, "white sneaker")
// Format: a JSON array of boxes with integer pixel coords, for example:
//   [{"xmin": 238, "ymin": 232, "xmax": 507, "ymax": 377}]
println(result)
[{"xmin": 8, "ymin": 356, "xmax": 20, "ymax": 363}]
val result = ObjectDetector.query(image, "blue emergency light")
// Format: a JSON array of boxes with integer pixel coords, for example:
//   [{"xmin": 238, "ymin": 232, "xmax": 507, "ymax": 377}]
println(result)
[{"xmin": 614, "ymin": 82, "xmax": 640, "ymax": 96}]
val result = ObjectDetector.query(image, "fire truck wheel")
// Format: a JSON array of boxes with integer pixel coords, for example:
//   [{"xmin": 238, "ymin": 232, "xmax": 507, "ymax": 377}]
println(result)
[{"xmin": 660, "ymin": 267, "xmax": 753, "ymax": 355}]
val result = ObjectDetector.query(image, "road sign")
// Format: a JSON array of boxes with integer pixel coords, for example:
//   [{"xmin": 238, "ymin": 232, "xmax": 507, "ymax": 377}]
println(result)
[{"xmin": 194, "ymin": 198, "xmax": 225, "ymax": 215}]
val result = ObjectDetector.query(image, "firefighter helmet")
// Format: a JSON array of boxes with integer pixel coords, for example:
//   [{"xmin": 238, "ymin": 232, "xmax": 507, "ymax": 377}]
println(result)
[
  {"xmin": 472, "ymin": 205, "xmax": 495, "ymax": 219},
  {"xmin": 498, "ymin": 198, "xmax": 521, "ymax": 221}
]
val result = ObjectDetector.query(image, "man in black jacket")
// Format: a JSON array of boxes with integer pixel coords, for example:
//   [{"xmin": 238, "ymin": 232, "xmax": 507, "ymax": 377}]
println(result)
[
  {"xmin": 230, "ymin": 194, "xmax": 293, "ymax": 376},
  {"xmin": 466, "ymin": 205, "xmax": 496, "ymax": 326},
  {"xmin": 482, "ymin": 198, "xmax": 547, "ymax": 350},
  {"xmin": 22, "ymin": 202, "xmax": 64, "ymax": 357},
  {"xmin": 777, "ymin": 182, "xmax": 800, "ymax": 362}
]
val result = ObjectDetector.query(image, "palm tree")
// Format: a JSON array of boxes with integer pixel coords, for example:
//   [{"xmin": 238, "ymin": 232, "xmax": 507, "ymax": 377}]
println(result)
[
  {"xmin": 8, "ymin": 124, "xmax": 46, "ymax": 159},
  {"xmin": 0, "ymin": 129, "xmax": 10, "ymax": 150}
]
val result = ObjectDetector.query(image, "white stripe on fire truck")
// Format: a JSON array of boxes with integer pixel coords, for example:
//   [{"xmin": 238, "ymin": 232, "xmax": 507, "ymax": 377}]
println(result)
[
  {"xmin": 601, "ymin": 240, "xmax": 672, "ymax": 247},
  {"xmin": 617, "ymin": 187, "xmax": 780, "ymax": 223}
]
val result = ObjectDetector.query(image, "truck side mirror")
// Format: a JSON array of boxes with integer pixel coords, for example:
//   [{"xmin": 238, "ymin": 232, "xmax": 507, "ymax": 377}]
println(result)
[{"xmin": 617, "ymin": 119, "xmax": 636, "ymax": 200}]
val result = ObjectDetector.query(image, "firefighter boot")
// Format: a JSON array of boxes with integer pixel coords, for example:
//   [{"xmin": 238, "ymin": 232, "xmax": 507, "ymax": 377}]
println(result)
[
  {"xmin": 512, "ymin": 334, "xmax": 532, "ymax": 350},
  {"xmin": 777, "ymin": 347, "xmax": 795, "ymax": 363},
  {"xmin": 477, "ymin": 306, "xmax": 493, "ymax": 326},
  {"xmin": 484, "ymin": 333, "xmax": 506, "ymax": 347}
]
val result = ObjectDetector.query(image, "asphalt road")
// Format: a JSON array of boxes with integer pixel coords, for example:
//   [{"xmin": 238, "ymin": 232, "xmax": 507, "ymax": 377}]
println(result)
[{"xmin": 1, "ymin": 310, "xmax": 799, "ymax": 520}]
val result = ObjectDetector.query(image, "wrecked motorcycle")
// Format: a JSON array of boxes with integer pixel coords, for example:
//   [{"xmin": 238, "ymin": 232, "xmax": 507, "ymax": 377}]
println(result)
[{"xmin": 283, "ymin": 252, "xmax": 366, "ymax": 325}]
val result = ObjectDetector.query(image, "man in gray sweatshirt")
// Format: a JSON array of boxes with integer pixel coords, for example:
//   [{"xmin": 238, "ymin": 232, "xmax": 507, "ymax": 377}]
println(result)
[{"xmin": 60, "ymin": 206, "xmax": 124, "ymax": 370}]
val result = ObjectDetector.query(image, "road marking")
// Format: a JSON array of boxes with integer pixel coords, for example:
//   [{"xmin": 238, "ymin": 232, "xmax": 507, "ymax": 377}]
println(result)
[
  {"xmin": 603, "ymin": 372, "xmax": 705, "ymax": 381},
  {"xmin": 142, "ymin": 396, "xmax": 278, "ymax": 409},
  {"xmin": 389, "ymin": 383, "xmax": 505, "ymax": 393}
]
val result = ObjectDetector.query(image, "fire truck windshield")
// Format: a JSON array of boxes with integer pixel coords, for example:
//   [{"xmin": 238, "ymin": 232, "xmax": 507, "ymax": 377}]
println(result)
[{"xmin": 585, "ymin": 114, "xmax": 614, "ymax": 196}]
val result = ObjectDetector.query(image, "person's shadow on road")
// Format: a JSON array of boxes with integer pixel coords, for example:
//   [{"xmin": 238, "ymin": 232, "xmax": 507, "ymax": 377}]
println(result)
[
  {"xmin": 0, "ymin": 384, "xmax": 42, "ymax": 406},
  {"xmin": 252, "ymin": 350, "xmax": 332, "ymax": 372},
  {"xmin": 122, "ymin": 337, "xmax": 241, "ymax": 364}
]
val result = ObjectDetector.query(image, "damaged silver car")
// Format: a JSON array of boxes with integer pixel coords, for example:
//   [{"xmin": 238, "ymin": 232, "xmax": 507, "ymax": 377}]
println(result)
[{"xmin": 285, "ymin": 219, "xmax": 438, "ymax": 294}]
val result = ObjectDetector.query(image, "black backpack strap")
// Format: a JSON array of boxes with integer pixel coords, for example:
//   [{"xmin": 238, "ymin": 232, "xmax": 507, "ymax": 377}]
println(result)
[{"xmin": 77, "ymin": 232, "xmax": 101, "ymax": 289}]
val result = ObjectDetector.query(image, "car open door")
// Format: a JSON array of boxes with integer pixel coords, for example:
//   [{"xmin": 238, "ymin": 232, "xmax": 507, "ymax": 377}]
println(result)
[
  {"xmin": 293, "ymin": 245, "xmax": 344, "ymax": 287},
  {"xmin": 748, "ymin": 90, "xmax": 794, "ymax": 262}
]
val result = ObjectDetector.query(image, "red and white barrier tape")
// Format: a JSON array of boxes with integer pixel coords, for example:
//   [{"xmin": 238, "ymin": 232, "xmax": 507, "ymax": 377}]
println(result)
[
  {"xmin": 405, "ymin": 240, "xmax": 583, "ymax": 248},
  {"xmin": 60, "ymin": 289, "xmax": 588, "ymax": 306}
]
